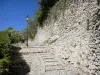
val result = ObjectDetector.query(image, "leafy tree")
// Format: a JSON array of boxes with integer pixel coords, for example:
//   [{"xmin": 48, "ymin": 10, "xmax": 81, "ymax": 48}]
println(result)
[
  {"xmin": 24, "ymin": 19, "xmax": 37, "ymax": 39},
  {"xmin": 39, "ymin": 0, "xmax": 59, "ymax": 7},
  {"xmin": 6, "ymin": 28, "xmax": 22, "ymax": 44},
  {"xmin": 7, "ymin": 27, "xmax": 13, "ymax": 31}
]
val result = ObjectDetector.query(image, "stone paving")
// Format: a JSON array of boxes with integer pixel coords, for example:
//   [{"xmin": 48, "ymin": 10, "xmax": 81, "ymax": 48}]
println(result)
[{"xmin": 17, "ymin": 45, "xmax": 67, "ymax": 75}]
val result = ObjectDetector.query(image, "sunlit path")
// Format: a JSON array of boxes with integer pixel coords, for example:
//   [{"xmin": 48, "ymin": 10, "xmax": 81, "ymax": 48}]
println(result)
[{"xmin": 13, "ymin": 44, "xmax": 67, "ymax": 75}]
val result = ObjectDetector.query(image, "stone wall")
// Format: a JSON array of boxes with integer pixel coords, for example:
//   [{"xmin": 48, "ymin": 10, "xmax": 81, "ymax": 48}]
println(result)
[{"xmin": 34, "ymin": 0, "xmax": 100, "ymax": 75}]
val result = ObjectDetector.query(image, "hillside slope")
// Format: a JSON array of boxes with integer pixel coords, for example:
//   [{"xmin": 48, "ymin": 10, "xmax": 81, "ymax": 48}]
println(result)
[{"xmin": 33, "ymin": 0, "xmax": 100, "ymax": 75}]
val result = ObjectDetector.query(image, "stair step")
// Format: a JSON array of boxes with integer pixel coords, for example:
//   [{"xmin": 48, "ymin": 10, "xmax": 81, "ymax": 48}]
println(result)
[
  {"xmin": 45, "ymin": 64, "xmax": 64, "ymax": 71},
  {"xmin": 45, "ymin": 68, "xmax": 65, "ymax": 72},
  {"xmin": 42, "ymin": 56, "xmax": 54, "ymax": 58},
  {"xmin": 45, "ymin": 64, "xmax": 63, "ymax": 69},
  {"xmin": 45, "ymin": 60, "xmax": 58, "ymax": 62},
  {"xmin": 45, "ymin": 70, "xmax": 66, "ymax": 75},
  {"xmin": 45, "ymin": 64, "xmax": 61, "ymax": 67},
  {"xmin": 44, "ymin": 62, "xmax": 60, "ymax": 65},
  {"xmin": 40, "ymin": 53, "xmax": 51, "ymax": 55},
  {"xmin": 43, "ymin": 58, "xmax": 56, "ymax": 60},
  {"xmin": 43, "ymin": 57, "xmax": 54, "ymax": 59}
]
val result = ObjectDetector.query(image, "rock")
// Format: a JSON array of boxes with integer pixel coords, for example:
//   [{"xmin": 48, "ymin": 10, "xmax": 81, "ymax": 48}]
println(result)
[{"xmin": 33, "ymin": 0, "xmax": 100, "ymax": 75}]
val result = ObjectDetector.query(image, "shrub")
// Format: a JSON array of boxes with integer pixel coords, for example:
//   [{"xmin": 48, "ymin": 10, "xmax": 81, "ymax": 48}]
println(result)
[
  {"xmin": 6, "ymin": 27, "xmax": 22, "ymax": 44},
  {"xmin": 0, "ymin": 31, "xmax": 11, "ymax": 57},
  {"xmin": 0, "ymin": 28, "xmax": 22, "ymax": 74},
  {"xmin": 0, "ymin": 57, "xmax": 11, "ymax": 73},
  {"xmin": 0, "ymin": 31, "xmax": 11, "ymax": 74}
]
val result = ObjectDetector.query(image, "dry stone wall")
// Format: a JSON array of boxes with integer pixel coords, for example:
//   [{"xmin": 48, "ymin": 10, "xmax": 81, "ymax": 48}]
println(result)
[{"xmin": 34, "ymin": 0, "xmax": 100, "ymax": 75}]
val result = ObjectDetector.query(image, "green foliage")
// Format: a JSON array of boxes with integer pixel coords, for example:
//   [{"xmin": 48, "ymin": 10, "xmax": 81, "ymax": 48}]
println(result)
[
  {"xmin": 44, "ymin": 40, "xmax": 49, "ymax": 44},
  {"xmin": 35, "ymin": 0, "xmax": 74, "ymax": 26},
  {"xmin": 6, "ymin": 27, "xmax": 22, "ymax": 44},
  {"xmin": 35, "ymin": 0, "xmax": 60, "ymax": 27},
  {"xmin": 0, "ymin": 31, "xmax": 11, "ymax": 74},
  {"xmin": 24, "ymin": 19, "xmax": 37, "ymax": 39},
  {"xmin": 49, "ymin": 0, "xmax": 72, "ymax": 20},
  {"xmin": 28, "ymin": 19, "xmax": 37, "ymax": 39},
  {"xmin": 0, "ymin": 27, "xmax": 22, "ymax": 74},
  {"xmin": 0, "ymin": 57, "xmax": 11, "ymax": 72},
  {"xmin": 35, "ymin": 8, "xmax": 44, "ymax": 27},
  {"xmin": 0, "ymin": 31, "xmax": 11, "ymax": 58},
  {"xmin": 44, "ymin": 38, "xmax": 58, "ymax": 45}
]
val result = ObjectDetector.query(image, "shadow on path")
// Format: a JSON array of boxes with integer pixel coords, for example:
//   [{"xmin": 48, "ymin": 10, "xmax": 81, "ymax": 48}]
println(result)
[{"xmin": 9, "ymin": 46, "xmax": 30, "ymax": 75}]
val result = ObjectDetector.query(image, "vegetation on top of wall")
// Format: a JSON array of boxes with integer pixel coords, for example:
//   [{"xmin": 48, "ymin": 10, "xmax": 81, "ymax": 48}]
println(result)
[
  {"xmin": 48, "ymin": 0, "xmax": 73, "ymax": 21},
  {"xmin": 29, "ymin": 0, "xmax": 74, "ymax": 40},
  {"xmin": 34, "ymin": 0, "xmax": 60, "ymax": 27},
  {"xmin": 28, "ymin": 19, "xmax": 37, "ymax": 39},
  {"xmin": 27, "ymin": 0, "xmax": 74, "ymax": 40}
]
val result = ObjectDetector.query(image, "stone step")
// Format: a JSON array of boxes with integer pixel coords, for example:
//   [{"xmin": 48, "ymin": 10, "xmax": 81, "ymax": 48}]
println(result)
[
  {"xmin": 45, "ymin": 64, "xmax": 63, "ymax": 69},
  {"xmin": 44, "ymin": 62, "xmax": 60, "ymax": 65},
  {"xmin": 11, "ymin": 46, "xmax": 66, "ymax": 75},
  {"xmin": 41, "ymin": 56, "xmax": 54, "ymax": 58},
  {"xmin": 27, "ymin": 46, "xmax": 47, "ymax": 48},
  {"xmin": 40, "ymin": 53, "xmax": 51, "ymax": 55},
  {"xmin": 27, "ymin": 48, "xmax": 48, "ymax": 51},
  {"xmin": 43, "ymin": 57, "xmax": 54, "ymax": 59},
  {"xmin": 45, "ymin": 67, "xmax": 64, "ymax": 72},
  {"xmin": 43, "ymin": 57, "xmax": 56, "ymax": 60},
  {"xmin": 44, "ymin": 60, "xmax": 58, "ymax": 62},
  {"xmin": 45, "ymin": 70, "xmax": 66, "ymax": 75},
  {"xmin": 45, "ymin": 64, "xmax": 62, "ymax": 67}
]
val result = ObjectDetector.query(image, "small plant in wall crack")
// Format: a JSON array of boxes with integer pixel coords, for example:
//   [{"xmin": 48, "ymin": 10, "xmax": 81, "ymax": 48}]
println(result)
[{"xmin": 44, "ymin": 40, "xmax": 49, "ymax": 44}]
